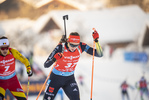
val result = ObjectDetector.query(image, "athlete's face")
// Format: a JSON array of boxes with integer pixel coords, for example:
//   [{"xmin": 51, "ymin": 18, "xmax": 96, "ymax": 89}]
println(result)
[
  {"xmin": 68, "ymin": 42, "xmax": 79, "ymax": 52},
  {"xmin": 0, "ymin": 45, "xmax": 9, "ymax": 56}
]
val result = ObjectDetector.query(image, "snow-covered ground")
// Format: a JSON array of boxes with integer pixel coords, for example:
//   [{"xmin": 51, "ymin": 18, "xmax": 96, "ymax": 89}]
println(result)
[{"xmin": 28, "ymin": 54, "xmax": 149, "ymax": 100}]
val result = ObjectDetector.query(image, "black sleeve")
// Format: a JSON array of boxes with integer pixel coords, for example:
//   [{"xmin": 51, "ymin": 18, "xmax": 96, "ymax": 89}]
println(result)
[
  {"xmin": 80, "ymin": 42, "xmax": 102, "ymax": 57},
  {"xmin": 44, "ymin": 44, "xmax": 62, "ymax": 68},
  {"xmin": 86, "ymin": 48, "xmax": 102, "ymax": 57}
]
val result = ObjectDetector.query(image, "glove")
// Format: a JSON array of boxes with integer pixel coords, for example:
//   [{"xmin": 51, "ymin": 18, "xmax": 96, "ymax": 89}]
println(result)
[
  {"xmin": 59, "ymin": 35, "xmax": 67, "ymax": 43},
  {"xmin": 27, "ymin": 66, "xmax": 33, "ymax": 77},
  {"xmin": 92, "ymin": 30, "xmax": 99, "ymax": 42},
  {"xmin": 52, "ymin": 53, "xmax": 63, "ymax": 62}
]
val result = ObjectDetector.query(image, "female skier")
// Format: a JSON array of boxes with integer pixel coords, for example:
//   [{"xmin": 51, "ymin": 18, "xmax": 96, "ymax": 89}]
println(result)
[
  {"xmin": 0, "ymin": 36, "xmax": 33, "ymax": 100},
  {"xmin": 43, "ymin": 31, "xmax": 103, "ymax": 100}
]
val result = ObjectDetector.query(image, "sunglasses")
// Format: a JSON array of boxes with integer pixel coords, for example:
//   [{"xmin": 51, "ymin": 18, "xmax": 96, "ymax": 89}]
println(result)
[
  {"xmin": 0, "ymin": 47, "xmax": 9, "ymax": 50},
  {"xmin": 69, "ymin": 43, "xmax": 79, "ymax": 47}
]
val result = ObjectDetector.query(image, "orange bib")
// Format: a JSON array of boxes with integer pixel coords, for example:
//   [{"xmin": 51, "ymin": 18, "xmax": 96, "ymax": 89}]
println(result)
[{"xmin": 54, "ymin": 46, "xmax": 82, "ymax": 72}]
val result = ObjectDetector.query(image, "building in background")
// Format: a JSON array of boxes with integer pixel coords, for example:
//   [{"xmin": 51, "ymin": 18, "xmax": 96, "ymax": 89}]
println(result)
[{"xmin": 0, "ymin": 0, "xmax": 149, "ymax": 20}]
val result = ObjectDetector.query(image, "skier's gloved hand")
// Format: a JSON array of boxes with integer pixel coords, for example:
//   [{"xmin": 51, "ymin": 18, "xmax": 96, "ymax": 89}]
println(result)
[
  {"xmin": 52, "ymin": 53, "xmax": 63, "ymax": 62},
  {"xmin": 27, "ymin": 65, "xmax": 33, "ymax": 77},
  {"xmin": 60, "ymin": 35, "xmax": 67, "ymax": 43},
  {"xmin": 92, "ymin": 30, "xmax": 99, "ymax": 42}
]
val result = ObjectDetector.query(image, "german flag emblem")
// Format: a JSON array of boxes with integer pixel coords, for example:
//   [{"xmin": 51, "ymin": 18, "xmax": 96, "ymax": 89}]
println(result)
[{"xmin": 3, "ymin": 43, "xmax": 6, "ymax": 45}]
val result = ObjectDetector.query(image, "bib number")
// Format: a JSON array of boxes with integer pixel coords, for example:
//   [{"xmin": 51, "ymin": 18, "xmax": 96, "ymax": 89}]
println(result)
[
  {"xmin": 65, "ymin": 63, "xmax": 77, "ymax": 68},
  {"xmin": 5, "ymin": 66, "xmax": 10, "ymax": 72}
]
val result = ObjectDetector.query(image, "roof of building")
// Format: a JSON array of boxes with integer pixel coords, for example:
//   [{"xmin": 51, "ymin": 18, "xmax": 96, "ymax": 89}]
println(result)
[
  {"xmin": 33, "ymin": 5, "xmax": 148, "ymax": 44},
  {"xmin": 24, "ymin": 0, "xmax": 86, "ymax": 10}
]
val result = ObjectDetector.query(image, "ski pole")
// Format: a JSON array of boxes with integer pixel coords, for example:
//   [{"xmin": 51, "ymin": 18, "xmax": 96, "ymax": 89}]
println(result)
[
  {"xmin": 36, "ymin": 66, "xmax": 54, "ymax": 100},
  {"xmin": 90, "ymin": 28, "xmax": 96, "ymax": 100},
  {"xmin": 26, "ymin": 77, "xmax": 30, "ymax": 100},
  {"xmin": 63, "ymin": 15, "xmax": 68, "ymax": 38},
  {"xmin": 134, "ymin": 88, "xmax": 139, "ymax": 100}
]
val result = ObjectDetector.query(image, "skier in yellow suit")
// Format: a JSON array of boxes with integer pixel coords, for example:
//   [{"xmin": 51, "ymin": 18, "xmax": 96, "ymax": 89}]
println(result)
[{"xmin": 0, "ymin": 36, "xmax": 33, "ymax": 100}]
